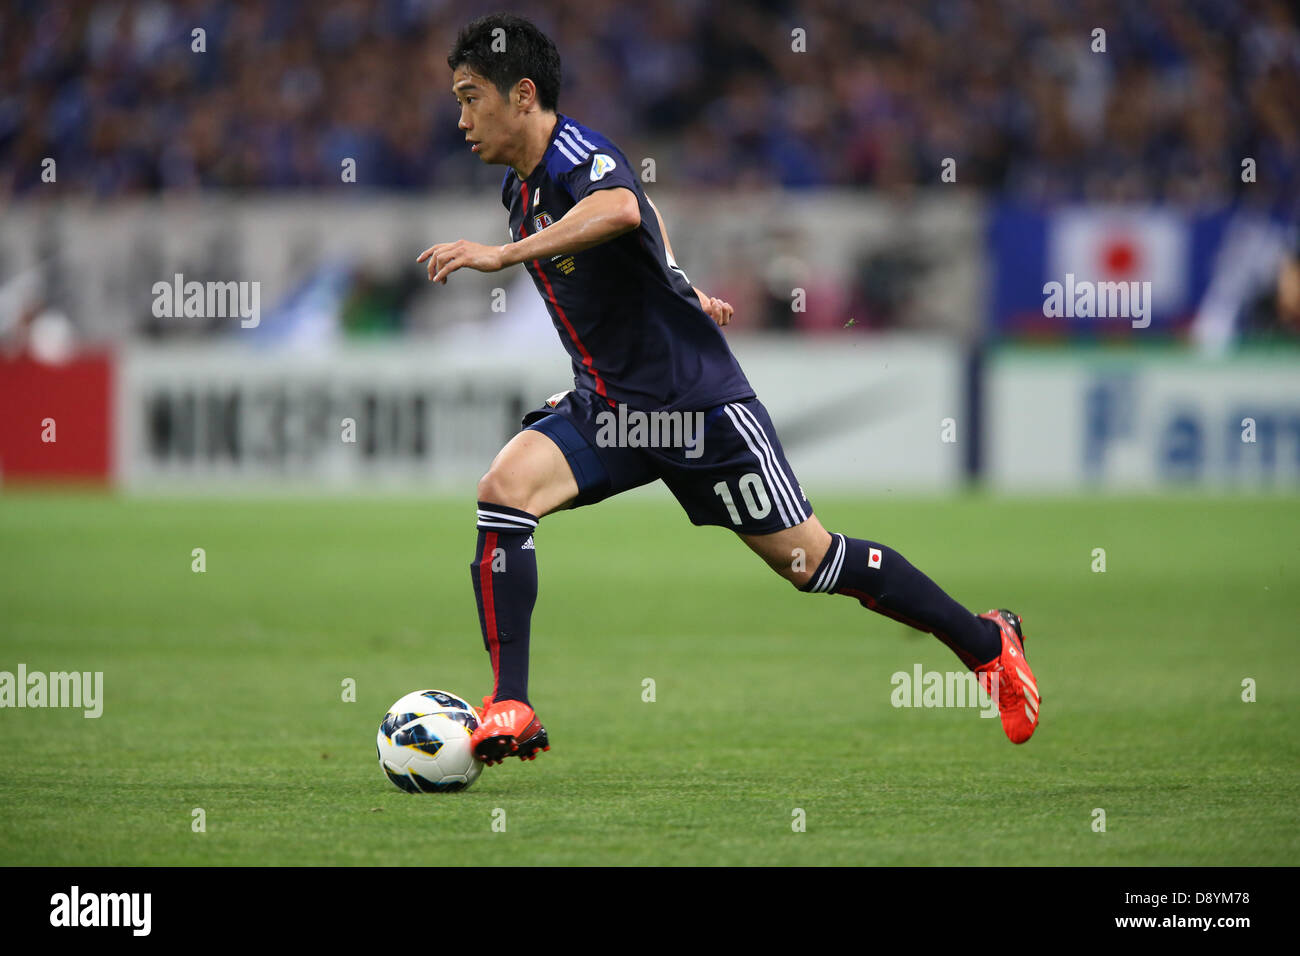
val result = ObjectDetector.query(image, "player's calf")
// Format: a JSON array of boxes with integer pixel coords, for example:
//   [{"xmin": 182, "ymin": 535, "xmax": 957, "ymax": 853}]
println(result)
[{"xmin": 749, "ymin": 523, "xmax": 1005, "ymax": 673}]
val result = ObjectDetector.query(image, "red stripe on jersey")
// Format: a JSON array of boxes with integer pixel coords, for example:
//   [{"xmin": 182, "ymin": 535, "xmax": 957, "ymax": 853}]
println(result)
[
  {"xmin": 479, "ymin": 531, "xmax": 501, "ymax": 698},
  {"xmin": 519, "ymin": 181, "xmax": 612, "ymax": 404}
]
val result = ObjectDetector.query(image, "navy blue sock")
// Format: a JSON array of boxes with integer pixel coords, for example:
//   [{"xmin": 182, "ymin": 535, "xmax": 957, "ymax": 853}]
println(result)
[
  {"xmin": 802, "ymin": 533, "xmax": 1001, "ymax": 668},
  {"xmin": 470, "ymin": 501, "xmax": 538, "ymax": 704}
]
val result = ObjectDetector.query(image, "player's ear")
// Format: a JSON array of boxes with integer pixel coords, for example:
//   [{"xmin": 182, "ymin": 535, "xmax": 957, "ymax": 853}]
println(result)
[{"xmin": 515, "ymin": 77, "xmax": 536, "ymax": 110}]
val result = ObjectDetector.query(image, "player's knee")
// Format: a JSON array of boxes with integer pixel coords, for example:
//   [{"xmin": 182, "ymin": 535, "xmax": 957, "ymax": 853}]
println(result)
[
  {"xmin": 782, "ymin": 564, "xmax": 818, "ymax": 590},
  {"xmin": 476, "ymin": 468, "xmax": 528, "ymax": 511},
  {"xmin": 777, "ymin": 535, "xmax": 833, "ymax": 590},
  {"xmin": 757, "ymin": 553, "xmax": 817, "ymax": 590}
]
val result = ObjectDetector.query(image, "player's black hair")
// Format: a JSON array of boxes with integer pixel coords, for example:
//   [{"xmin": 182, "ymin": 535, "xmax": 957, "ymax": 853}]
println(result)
[{"xmin": 448, "ymin": 14, "xmax": 561, "ymax": 112}]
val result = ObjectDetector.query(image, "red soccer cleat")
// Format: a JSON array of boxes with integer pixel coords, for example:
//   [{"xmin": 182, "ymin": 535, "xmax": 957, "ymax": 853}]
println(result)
[
  {"xmin": 471, "ymin": 696, "xmax": 550, "ymax": 765},
  {"xmin": 973, "ymin": 609, "xmax": 1041, "ymax": 744}
]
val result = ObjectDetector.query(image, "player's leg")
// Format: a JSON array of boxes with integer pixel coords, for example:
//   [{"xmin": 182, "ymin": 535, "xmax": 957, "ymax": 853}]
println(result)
[
  {"xmin": 665, "ymin": 396, "xmax": 1039, "ymax": 743},
  {"xmin": 735, "ymin": 513, "xmax": 832, "ymax": 586},
  {"xmin": 477, "ymin": 428, "xmax": 579, "ymax": 518},
  {"xmin": 472, "ymin": 426, "xmax": 580, "ymax": 713},
  {"xmin": 469, "ymin": 389, "xmax": 658, "ymax": 763},
  {"xmin": 738, "ymin": 518, "xmax": 1003, "ymax": 670},
  {"xmin": 745, "ymin": 510, "xmax": 1041, "ymax": 742},
  {"xmin": 699, "ymin": 398, "xmax": 999, "ymax": 667},
  {"xmin": 468, "ymin": 428, "xmax": 574, "ymax": 763}
]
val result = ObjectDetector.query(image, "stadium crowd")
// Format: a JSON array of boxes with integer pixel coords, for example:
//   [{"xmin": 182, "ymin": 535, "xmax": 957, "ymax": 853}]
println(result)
[{"xmin": 2, "ymin": 0, "xmax": 1298, "ymax": 205}]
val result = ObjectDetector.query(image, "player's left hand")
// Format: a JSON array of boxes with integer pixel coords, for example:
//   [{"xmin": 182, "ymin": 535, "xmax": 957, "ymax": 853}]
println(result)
[
  {"xmin": 417, "ymin": 240, "xmax": 508, "ymax": 284},
  {"xmin": 696, "ymin": 291, "xmax": 734, "ymax": 327}
]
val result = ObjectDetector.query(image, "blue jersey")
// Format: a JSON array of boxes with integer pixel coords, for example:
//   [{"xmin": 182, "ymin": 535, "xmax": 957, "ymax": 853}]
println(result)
[{"xmin": 502, "ymin": 113, "xmax": 755, "ymax": 413}]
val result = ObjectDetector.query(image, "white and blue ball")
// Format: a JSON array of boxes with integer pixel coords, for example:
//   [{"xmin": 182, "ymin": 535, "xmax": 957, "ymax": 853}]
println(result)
[{"xmin": 377, "ymin": 689, "xmax": 483, "ymax": 793}]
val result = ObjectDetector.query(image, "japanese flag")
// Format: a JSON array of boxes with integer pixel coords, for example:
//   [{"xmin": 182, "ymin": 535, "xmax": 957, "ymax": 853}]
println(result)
[
  {"xmin": 1048, "ymin": 206, "xmax": 1190, "ymax": 314},
  {"xmin": 868, "ymin": 547, "xmax": 882, "ymax": 569}
]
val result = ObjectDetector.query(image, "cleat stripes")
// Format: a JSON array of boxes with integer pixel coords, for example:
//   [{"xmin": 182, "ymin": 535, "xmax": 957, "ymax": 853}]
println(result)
[
  {"xmin": 472, "ymin": 696, "xmax": 550, "ymax": 765},
  {"xmin": 974, "ymin": 609, "xmax": 1041, "ymax": 744}
]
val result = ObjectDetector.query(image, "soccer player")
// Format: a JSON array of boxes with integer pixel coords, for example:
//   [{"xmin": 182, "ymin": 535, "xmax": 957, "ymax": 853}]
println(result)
[{"xmin": 417, "ymin": 14, "xmax": 1040, "ymax": 764}]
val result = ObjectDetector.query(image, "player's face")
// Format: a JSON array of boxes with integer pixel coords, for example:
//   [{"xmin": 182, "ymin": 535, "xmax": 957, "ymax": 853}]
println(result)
[{"xmin": 452, "ymin": 66, "xmax": 513, "ymax": 165}]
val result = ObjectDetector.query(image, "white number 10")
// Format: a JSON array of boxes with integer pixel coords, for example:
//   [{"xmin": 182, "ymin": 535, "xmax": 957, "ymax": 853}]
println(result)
[{"xmin": 712, "ymin": 473, "xmax": 772, "ymax": 525}]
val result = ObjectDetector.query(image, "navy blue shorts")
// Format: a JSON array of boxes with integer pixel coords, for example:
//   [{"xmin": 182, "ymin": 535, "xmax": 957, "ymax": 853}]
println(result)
[{"xmin": 522, "ymin": 388, "xmax": 813, "ymax": 535}]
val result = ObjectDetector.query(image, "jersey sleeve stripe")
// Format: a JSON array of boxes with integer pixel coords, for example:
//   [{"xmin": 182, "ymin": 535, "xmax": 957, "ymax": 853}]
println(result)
[
  {"xmin": 558, "ymin": 130, "xmax": 589, "ymax": 161},
  {"xmin": 553, "ymin": 138, "xmax": 582, "ymax": 166},
  {"xmin": 563, "ymin": 123, "xmax": 599, "ymax": 152}
]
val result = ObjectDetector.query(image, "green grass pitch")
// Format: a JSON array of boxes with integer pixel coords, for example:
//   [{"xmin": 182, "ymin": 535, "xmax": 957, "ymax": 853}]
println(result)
[{"xmin": 1, "ymin": 490, "xmax": 1297, "ymax": 865}]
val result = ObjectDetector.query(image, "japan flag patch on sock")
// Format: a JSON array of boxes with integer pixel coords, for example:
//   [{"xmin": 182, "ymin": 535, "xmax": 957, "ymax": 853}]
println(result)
[{"xmin": 868, "ymin": 547, "xmax": 882, "ymax": 569}]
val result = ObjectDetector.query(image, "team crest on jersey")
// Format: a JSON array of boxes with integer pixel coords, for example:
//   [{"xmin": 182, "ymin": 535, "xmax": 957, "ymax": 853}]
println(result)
[
  {"xmin": 590, "ymin": 153, "xmax": 616, "ymax": 181},
  {"xmin": 533, "ymin": 211, "xmax": 554, "ymax": 231}
]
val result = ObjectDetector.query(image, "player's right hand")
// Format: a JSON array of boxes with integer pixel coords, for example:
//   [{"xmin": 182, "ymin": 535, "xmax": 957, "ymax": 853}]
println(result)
[{"xmin": 416, "ymin": 239, "xmax": 508, "ymax": 284}]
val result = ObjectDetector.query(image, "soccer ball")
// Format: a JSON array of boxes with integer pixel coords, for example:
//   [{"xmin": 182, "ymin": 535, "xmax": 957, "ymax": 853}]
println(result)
[{"xmin": 377, "ymin": 689, "xmax": 484, "ymax": 793}]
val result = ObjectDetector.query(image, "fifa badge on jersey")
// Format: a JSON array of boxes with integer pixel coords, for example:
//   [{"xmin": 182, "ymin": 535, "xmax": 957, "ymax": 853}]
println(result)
[
  {"xmin": 533, "ymin": 211, "xmax": 554, "ymax": 231},
  {"xmin": 590, "ymin": 153, "xmax": 616, "ymax": 181}
]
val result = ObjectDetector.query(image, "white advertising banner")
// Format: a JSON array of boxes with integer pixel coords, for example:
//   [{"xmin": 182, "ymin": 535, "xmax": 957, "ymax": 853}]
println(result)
[
  {"xmin": 116, "ymin": 344, "xmax": 573, "ymax": 491},
  {"xmin": 986, "ymin": 351, "xmax": 1300, "ymax": 489},
  {"xmin": 116, "ymin": 336, "xmax": 966, "ymax": 492},
  {"xmin": 729, "ymin": 336, "xmax": 965, "ymax": 492}
]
